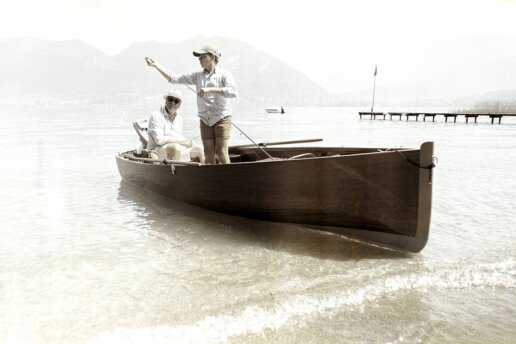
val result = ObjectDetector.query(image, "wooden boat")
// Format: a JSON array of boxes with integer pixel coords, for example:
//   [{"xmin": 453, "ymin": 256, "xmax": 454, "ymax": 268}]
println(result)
[{"xmin": 116, "ymin": 139, "xmax": 435, "ymax": 253}]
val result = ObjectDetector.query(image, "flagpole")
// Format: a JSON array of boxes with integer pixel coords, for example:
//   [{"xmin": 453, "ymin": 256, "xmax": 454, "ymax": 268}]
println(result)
[{"xmin": 371, "ymin": 65, "xmax": 377, "ymax": 114}]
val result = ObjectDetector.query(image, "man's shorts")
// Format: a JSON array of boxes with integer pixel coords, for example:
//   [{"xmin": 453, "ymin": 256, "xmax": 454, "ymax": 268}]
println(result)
[{"xmin": 200, "ymin": 116, "xmax": 232, "ymax": 140}]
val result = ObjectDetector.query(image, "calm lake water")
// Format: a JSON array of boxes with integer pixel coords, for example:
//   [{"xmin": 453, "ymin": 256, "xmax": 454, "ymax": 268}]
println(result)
[{"xmin": 0, "ymin": 101, "xmax": 515, "ymax": 343}]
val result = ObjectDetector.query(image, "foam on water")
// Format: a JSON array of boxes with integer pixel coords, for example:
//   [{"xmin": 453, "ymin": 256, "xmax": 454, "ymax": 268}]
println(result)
[{"xmin": 91, "ymin": 258, "xmax": 514, "ymax": 343}]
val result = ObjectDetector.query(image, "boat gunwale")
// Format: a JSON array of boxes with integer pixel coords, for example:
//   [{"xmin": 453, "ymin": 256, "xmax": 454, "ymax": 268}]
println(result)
[{"xmin": 117, "ymin": 146, "xmax": 420, "ymax": 167}]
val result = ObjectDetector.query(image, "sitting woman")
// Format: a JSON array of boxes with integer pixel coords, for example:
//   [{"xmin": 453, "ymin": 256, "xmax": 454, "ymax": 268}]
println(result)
[{"xmin": 147, "ymin": 89, "xmax": 204, "ymax": 163}]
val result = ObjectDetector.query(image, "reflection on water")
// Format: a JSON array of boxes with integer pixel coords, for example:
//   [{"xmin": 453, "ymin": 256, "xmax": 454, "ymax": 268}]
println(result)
[
  {"xmin": 109, "ymin": 182, "xmax": 515, "ymax": 343},
  {"xmin": 117, "ymin": 181, "xmax": 410, "ymax": 261}
]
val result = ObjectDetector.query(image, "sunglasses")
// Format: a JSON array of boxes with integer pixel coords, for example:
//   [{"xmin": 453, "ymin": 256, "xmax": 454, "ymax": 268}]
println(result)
[{"xmin": 166, "ymin": 97, "xmax": 181, "ymax": 104}]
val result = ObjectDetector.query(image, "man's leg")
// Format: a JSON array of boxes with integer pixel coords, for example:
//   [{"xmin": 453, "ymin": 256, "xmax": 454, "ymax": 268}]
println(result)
[
  {"xmin": 202, "ymin": 138, "xmax": 216, "ymax": 164},
  {"xmin": 215, "ymin": 138, "xmax": 230, "ymax": 164},
  {"xmin": 165, "ymin": 143, "xmax": 181, "ymax": 160},
  {"xmin": 190, "ymin": 146, "xmax": 205, "ymax": 164},
  {"xmin": 151, "ymin": 145, "xmax": 169, "ymax": 160},
  {"xmin": 214, "ymin": 116, "xmax": 232, "ymax": 164},
  {"xmin": 148, "ymin": 150, "xmax": 159, "ymax": 160},
  {"xmin": 200, "ymin": 120, "xmax": 216, "ymax": 164}
]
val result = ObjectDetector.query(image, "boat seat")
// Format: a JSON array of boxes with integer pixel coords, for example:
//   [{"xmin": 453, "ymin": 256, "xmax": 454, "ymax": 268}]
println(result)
[
  {"xmin": 288, "ymin": 153, "xmax": 315, "ymax": 160},
  {"xmin": 229, "ymin": 153, "xmax": 242, "ymax": 163}
]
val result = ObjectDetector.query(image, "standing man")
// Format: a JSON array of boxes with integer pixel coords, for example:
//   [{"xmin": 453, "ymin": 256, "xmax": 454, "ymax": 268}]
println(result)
[
  {"xmin": 145, "ymin": 45, "xmax": 238, "ymax": 164},
  {"xmin": 147, "ymin": 89, "xmax": 204, "ymax": 163}
]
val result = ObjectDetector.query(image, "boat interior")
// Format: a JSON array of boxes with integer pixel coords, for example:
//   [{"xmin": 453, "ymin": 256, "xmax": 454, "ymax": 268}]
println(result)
[
  {"xmin": 125, "ymin": 119, "xmax": 412, "ymax": 165},
  {"xmin": 227, "ymin": 146, "xmax": 390, "ymax": 163}
]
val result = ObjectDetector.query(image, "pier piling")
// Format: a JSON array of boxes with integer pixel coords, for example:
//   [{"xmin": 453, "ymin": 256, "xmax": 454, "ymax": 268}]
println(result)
[{"xmin": 358, "ymin": 112, "xmax": 515, "ymax": 124}]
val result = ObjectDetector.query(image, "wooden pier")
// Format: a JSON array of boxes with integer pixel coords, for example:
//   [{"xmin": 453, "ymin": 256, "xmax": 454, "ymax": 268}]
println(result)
[
  {"xmin": 358, "ymin": 112, "xmax": 516, "ymax": 124},
  {"xmin": 358, "ymin": 112, "xmax": 386, "ymax": 120}
]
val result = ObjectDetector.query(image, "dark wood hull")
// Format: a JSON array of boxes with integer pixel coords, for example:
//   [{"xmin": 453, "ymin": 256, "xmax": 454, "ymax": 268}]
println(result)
[{"xmin": 116, "ymin": 142, "xmax": 434, "ymax": 252}]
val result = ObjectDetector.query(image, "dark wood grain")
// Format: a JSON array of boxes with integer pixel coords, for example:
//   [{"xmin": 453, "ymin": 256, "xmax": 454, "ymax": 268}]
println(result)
[{"xmin": 116, "ymin": 143, "xmax": 434, "ymax": 252}]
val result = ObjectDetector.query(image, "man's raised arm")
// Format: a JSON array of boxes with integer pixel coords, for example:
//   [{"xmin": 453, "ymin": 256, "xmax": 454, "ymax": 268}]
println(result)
[{"xmin": 145, "ymin": 57, "xmax": 172, "ymax": 82}]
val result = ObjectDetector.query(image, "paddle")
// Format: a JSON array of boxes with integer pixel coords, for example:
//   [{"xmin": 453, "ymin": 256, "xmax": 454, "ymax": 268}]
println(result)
[{"xmin": 230, "ymin": 138, "xmax": 323, "ymax": 149}]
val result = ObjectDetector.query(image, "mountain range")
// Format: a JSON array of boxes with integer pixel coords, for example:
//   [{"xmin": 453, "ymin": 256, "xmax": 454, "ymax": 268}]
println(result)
[
  {"xmin": 0, "ymin": 36, "xmax": 333, "ymax": 106},
  {"xmin": 0, "ymin": 36, "xmax": 515, "ymax": 108}
]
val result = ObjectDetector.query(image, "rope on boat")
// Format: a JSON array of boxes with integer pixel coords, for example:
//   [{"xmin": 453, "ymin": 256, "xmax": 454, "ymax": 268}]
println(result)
[
  {"xmin": 395, "ymin": 150, "xmax": 437, "ymax": 184},
  {"xmin": 395, "ymin": 150, "xmax": 437, "ymax": 170},
  {"xmin": 377, "ymin": 148, "xmax": 437, "ymax": 170},
  {"xmin": 181, "ymin": 83, "xmax": 275, "ymax": 160}
]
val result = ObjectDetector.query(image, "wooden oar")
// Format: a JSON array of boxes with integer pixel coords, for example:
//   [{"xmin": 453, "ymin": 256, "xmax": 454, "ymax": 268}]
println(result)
[{"xmin": 230, "ymin": 138, "xmax": 323, "ymax": 149}]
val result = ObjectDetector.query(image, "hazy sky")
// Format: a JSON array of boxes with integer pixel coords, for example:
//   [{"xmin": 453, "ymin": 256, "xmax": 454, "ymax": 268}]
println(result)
[{"xmin": 2, "ymin": 0, "xmax": 515, "ymax": 93}]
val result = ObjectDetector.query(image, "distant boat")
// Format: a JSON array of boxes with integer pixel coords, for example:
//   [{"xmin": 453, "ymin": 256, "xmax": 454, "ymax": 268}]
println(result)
[{"xmin": 266, "ymin": 106, "xmax": 286, "ymax": 114}]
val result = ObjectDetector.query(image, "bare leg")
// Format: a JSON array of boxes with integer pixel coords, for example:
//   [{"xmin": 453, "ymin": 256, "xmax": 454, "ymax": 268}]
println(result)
[
  {"xmin": 202, "ymin": 138, "xmax": 216, "ymax": 164},
  {"xmin": 215, "ymin": 137, "xmax": 230, "ymax": 164},
  {"xmin": 148, "ymin": 150, "xmax": 159, "ymax": 160},
  {"xmin": 165, "ymin": 143, "xmax": 181, "ymax": 160},
  {"xmin": 190, "ymin": 146, "xmax": 205, "ymax": 164}
]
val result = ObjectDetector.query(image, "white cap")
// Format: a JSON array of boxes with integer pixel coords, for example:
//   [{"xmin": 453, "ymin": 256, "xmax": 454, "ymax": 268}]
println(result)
[{"xmin": 163, "ymin": 89, "xmax": 182, "ymax": 100}]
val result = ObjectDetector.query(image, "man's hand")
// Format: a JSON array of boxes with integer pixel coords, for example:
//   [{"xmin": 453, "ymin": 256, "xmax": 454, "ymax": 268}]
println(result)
[
  {"xmin": 197, "ymin": 88, "xmax": 208, "ymax": 98},
  {"xmin": 145, "ymin": 57, "xmax": 157, "ymax": 67},
  {"xmin": 146, "ymin": 57, "xmax": 172, "ymax": 81}
]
